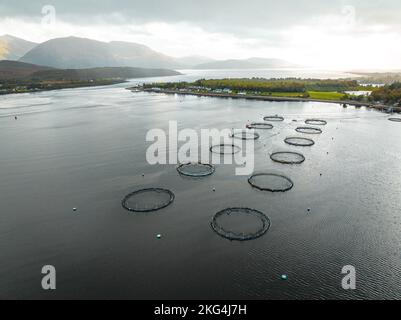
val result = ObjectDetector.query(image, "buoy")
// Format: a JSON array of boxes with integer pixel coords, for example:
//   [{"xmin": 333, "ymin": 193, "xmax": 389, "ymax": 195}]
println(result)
[
  {"xmin": 281, "ymin": 274, "xmax": 288, "ymax": 280},
  {"xmin": 157, "ymin": 234, "xmax": 162, "ymax": 239}
]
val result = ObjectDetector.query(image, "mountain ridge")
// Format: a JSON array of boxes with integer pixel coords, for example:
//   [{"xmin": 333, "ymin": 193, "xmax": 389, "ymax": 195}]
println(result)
[
  {"xmin": 193, "ymin": 57, "xmax": 298, "ymax": 70},
  {"xmin": 2, "ymin": 35, "xmax": 299, "ymax": 70},
  {"xmin": 19, "ymin": 36, "xmax": 185, "ymax": 69},
  {"xmin": 0, "ymin": 35, "xmax": 37, "ymax": 60}
]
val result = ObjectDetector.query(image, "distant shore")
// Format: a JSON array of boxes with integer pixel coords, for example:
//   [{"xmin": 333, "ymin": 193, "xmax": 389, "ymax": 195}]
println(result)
[
  {"xmin": 132, "ymin": 87, "xmax": 400, "ymax": 113},
  {"xmin": 0, "ymin": 79, "xmax": 126, "ymax": 96}
]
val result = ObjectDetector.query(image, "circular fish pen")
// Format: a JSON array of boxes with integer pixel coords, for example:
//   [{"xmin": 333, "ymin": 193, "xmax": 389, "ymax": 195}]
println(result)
[
  {"xmin": 177, "ymin": 163, "xmax": 215, "ymax": 177},
  {"xmin": 305, "ymin": 119, "xmax": 327, "ymax": 126},
  {"xmin": 211, "ymin": 207, "xmax": 271, "ymax": 241},
  {"xmin": 210, "ymin": 144, "xmax": 241, "ymax": 155},
  {"xmin": 388, "ymin": 118, "xmax": 401, "ymax": 122},
  {"xmin": 122, "ymin": 188, "xmax": 175, "ymax": 212},
  {"xmin": 270, "ymin": 151, "xmax": 305, "ymax": 164},
  {"xmin": 248, "ymin": 173, "xmax": 294, "ymax": 192},
  {"xmin": 284, "ymin": 136, "xmax": 315, "ymax": 147},
  {"xmin": 247, "ymin": 123, "xmax": 274, "ymax": 130},
  {"xmin": 295, "ymin": 126, "xmax": 323, "ymax": 134},
  {"xmin": 231, "ymin": 130, "xmax": 260, "ymax": 140},
  {"xmin": 264, "ymin": 115, "xmax": 285, "ymax": 122}
]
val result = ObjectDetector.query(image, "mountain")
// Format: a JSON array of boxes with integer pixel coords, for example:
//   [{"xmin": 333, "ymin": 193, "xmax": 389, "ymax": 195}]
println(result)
[
  {"xmin": 14, "ymin": 35, "xmax": 298, "ymax": 70},
  {"xmin": 0, "ymin": 35, "xmax": 37, "ymax": 60},
  {"xmin": 193, "ymin": 57, "xmax": 298, "ymax": 70},
  {"xmin": 0, "ymin": 60, "xmax": 53, "ymax": 80},
  {"xmin": 108, "ymin": 41, "xmax": 183, "ymax": 69},
  {"xmin": 175, "ymin": 55, "xmax": 216, "ymax": 68},
  {"xmin": 20, "ymin": 36, "xmax": 184, "ymax": 69},
  {"xmin": 0, "ymin": 60, "xmax": 180, "ymax": 81}
]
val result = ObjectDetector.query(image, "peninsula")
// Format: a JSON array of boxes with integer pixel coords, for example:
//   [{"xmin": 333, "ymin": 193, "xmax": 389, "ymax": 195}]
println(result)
[{"xmin": 130, "ymin": 78, "xmax": 401, "ymax": 112}]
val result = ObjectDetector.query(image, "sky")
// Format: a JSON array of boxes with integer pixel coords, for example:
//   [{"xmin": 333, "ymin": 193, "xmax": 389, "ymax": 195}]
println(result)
[{"xmin": 0, "ymin": 0, "xmax": 401, "ymax": 70}]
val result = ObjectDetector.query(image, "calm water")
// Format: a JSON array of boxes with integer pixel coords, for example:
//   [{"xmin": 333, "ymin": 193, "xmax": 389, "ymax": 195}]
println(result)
[{"xmin": 0, "ymin": 70, "xmax": 401, "ymax": 299}]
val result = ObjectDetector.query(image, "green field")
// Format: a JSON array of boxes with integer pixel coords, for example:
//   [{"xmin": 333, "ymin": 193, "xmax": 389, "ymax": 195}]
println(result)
[
  {"xmin": 264, "ymin": 91, "xmax": 346, "ymax": 100},
  {"xmin": 308, "ymin": 91, "xmax": 346, "ymax": 100},
  {"xmin": 267, "ymin": 92, "xmax": 306, "ymax": 97}
]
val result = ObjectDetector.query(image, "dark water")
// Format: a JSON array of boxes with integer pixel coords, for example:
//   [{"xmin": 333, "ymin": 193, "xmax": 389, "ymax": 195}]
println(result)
[{"xmin": 1, "ymin": 71, "xmax": 401, "ymax": 299}]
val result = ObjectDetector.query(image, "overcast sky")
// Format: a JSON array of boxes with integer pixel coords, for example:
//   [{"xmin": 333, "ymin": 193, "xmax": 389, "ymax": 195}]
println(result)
[{"xmin": 1, "ymin": 0, "xmax": 400, "ymax": 70}]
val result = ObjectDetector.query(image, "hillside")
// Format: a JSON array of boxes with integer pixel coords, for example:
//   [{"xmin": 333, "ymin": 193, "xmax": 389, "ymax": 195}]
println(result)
[
  {"xmin": 20, "ymin": 37, "xmax": 184, "ymax": 69},
  {"xmin": 0, "ymin": 60, "xmax": 53, "ymax": 80},
  {"xmin": 30, "ymin": 67, "xmax": 181, "ymax": 81},
  {"xmin": 13, "ymin": 35, "xmax": 299, "ymax": 70},
  {"xmin": 0, "ymin": 60, "xmax": 181, "ymax": 95},
  {"xmin": 0, "ymin": 35, "xmax": 37, "ymax": 60},
  {"xmin": 0, "ymin": 60, "xmax": 181, "ymax": 82}
]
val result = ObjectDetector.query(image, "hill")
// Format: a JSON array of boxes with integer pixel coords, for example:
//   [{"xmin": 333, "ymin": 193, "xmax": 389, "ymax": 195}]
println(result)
[
  {"xmin": 0, "ymin": 60, "xmax": 180, "ymax": 82},
  {"xmin": 0, "ymin": 60, "xmax": 181, "ymax": 95},
  {"xmin": 20, "ymin": 36, "xmax": 184, "ymax": 69},
  {"xmin": 30, "ymin": 67, "xmax": 181, "ymax": 81},
  {"xmin": 0, "ymin": 60, "xmax": 53, "ymax": 80},
  {"xmin": 0, "ymin": 35, "xmax": 37, "ymax": 60},
  {"xmin": 175, "ymin": 55, "xmax": 216, "ymax": 68},
  {"xmin": 193, "ymin": 57, "xmax": 298, "ymax": 70}
]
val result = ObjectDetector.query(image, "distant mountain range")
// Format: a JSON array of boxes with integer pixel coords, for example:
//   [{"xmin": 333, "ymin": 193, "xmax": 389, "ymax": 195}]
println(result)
[
  {"xmin": 193, "ymin": 57, "xmax": 298, "ymax": 69},
  {"xmin": 0, "ymin": 35, "xmax": 37, "ymax": 60},
  {"xmin": 0, "ymin": 35, "xmax": 297, "ymax": 70},
  {"xmin": 19, "ymin": 37, "xmax": 182, "ymax": 69},
  {"xmin": 175, "ymin": 55, "xmax": 216, "ymax": 68},
  {"xmin": 0, "ymin": 60, "xmax": 180, "ymax": 82}
]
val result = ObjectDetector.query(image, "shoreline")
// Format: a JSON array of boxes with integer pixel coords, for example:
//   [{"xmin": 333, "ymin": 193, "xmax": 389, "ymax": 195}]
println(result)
[
  {"xmin": 0, "ymin": 80, "xmax": 127, "ymax": 96},
  {"xmin": 133, "ymin": 88, "xmax": 399, "ymax": 113}
]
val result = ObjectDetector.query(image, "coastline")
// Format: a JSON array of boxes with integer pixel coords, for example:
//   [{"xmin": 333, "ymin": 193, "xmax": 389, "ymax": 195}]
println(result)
[
  {"xmin": 0, "ymin": 79, "xmax": 127, "ymax": 96},
  {"xmin": 132, "ymin": 87, "xmax": 399, "ymax": 113}
]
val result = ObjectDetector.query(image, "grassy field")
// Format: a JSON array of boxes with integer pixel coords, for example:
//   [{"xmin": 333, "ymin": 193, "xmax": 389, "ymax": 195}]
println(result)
[
  {"xmin": 264, "ymin": 91, "xmax": 347, "ymax": 100},
  {"xmin": 308, "ymin": 91, "xmax": 346, "ymax": 100},
  {"xmin": 266, "ymin": 92, "xmax": 306, "ymax": 97}
]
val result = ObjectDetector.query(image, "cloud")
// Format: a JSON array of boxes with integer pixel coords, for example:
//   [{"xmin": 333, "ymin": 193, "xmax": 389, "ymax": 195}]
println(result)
[
  {"xmin": 1, "ymin": 0, "xmax": 401, "ymax": 69},
  {"xmin": 1, "ymin": 0, "xmax": 397, "ymax": 30}
]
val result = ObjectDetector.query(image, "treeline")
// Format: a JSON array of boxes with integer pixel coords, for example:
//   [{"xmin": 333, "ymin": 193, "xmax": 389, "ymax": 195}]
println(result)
[
  {"xmin": 195, "ymin": 78, "xmax": 360, "ymax": 92},
  {"xmin": 145, "ymin": 78, "xmax": 361, "ymax": 93},
  {"xmin": 370, "ymin": 82, "xmax": 401, "ymax": 105}
]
